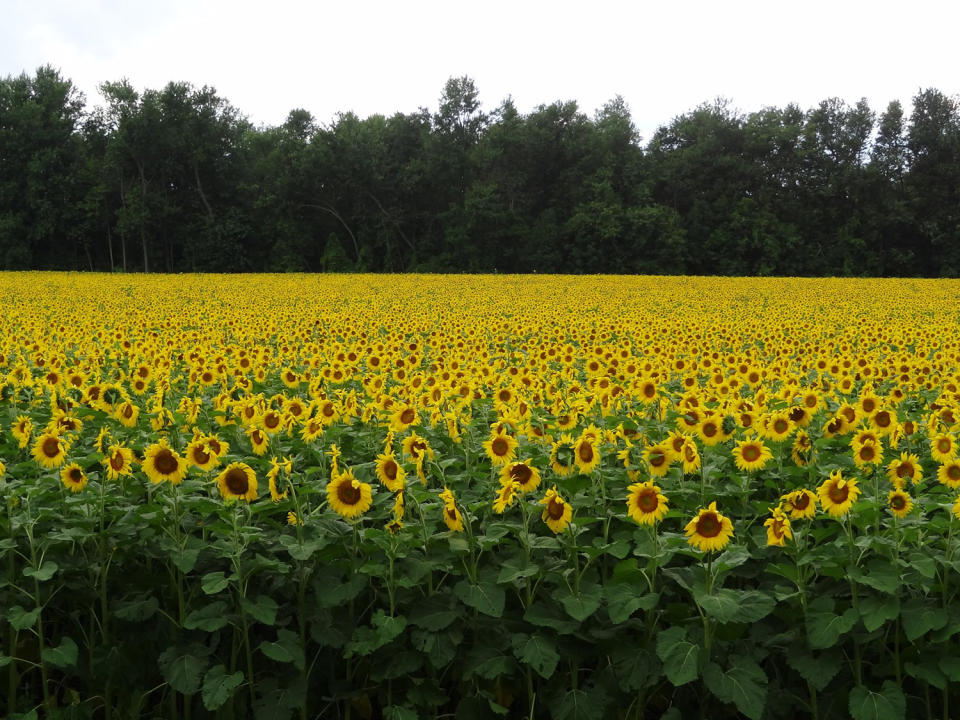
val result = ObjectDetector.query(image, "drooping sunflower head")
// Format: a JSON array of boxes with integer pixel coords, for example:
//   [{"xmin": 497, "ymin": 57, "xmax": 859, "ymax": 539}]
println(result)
[
  {"xmin": 764, "ymin": 506, "xmax": 792, "ymax": 547},
  {"xmin": 539, "ymin": 486, "xmax": 572, "ymax": 534},
  {"xmin": 375, "ymin": 452, "xmax": 405, "ymax": 492},
  {"xmin": 326, "ymin": 470, "xmax": 373, "ymax": 519},
  {"xmin": 626, "ymin": 481, "xmax": 668, "ymax": 526},
  {"xmin": 684, "ymin": 501, "xmax": 734, "ymax": 552},
  {"xmin": 549, "ymin": 435, "xmax": 576, "ymax": 477},
  {"xmin": 573, "ymin": 438, "xmax": 600, "ymax": 475}
]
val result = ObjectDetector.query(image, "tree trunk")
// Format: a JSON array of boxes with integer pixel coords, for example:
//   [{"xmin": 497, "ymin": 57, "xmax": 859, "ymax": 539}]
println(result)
[{"xmin": 136, "ymin": 161, "xmax": 149, "ymax": 273}]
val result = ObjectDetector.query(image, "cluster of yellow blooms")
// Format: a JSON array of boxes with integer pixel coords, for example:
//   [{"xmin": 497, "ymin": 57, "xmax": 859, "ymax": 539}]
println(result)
[{"xmin": 3, "ymin": 273, "xmax": 960, "ymax": 553}]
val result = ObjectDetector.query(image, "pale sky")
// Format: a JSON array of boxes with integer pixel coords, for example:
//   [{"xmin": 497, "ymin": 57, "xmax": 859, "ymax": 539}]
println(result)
[{"xmin": 3, "ymin": 0, "xmax": 958, "ymax": 142}]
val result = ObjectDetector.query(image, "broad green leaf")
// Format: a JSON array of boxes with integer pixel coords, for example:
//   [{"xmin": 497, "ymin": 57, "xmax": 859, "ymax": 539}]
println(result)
[
  {"xmin": 523, "ymin": 603, "xmax": 581, "ymax": 634},
  {"xmin": 6, "ymin": 606, "xmax": 40, "ymax": 631},
  {"xmin": 202, "ymin": 664, "xmax": 244, "ymax": 711},
  {"xmin": 114, "ymin": 595, "xmax": 159, "ymax": 622},
  {"xmin": 905, "ymin": 660, "xmax": 946, "ymax": 689},
  {"xmin": 454, "ymin": 580, "xmax": 505, "ymax": 618},
  {"xmin": 605, "ymin": 585, "xmax": 658, "ymax": 624},
  {"xmin": 372, "ymin": 610, "xmax": 406, "ymax": 646},
  {"xmin": 201, "ymin": 572, "xmax": 229, "ymax": 595},
  {"xmin": 383, "ymin": 707, "xmax": 418, "ymax": 720},
  {"xmin": 172, "ymin": 547, "xmax": 199, "ymax": 574},
  {"xmin": 848, "ymin": 682, "xmax": 906, "ymax": 720},
  {"xmin": 550, "ymin": 689, "xmax": 603, "ymax": 720},
  {"xmin": 512, "ymin": 634, "xmax": 559, "ymax": 679},
  {"xmin": 184, "ymin": 602, "xmax": 230, "ymax": 632},
  {"xmin": 463, "ymin": 645, "xmax": 514, "ymax": 680},
  {"xmin": 703, "ymin": 656, "xmax": 767, "ymax": 720},
  {"xmin": 23, "ymin": 561, "xmax": 58, "ymax": 582},
  {"xmin": 655, "ymin": 626, "xmax": 699, "ymax": 687},
  {"xmin": 0, "ymin": 653, "xmax": 11, "ymax": 668},
  {"xmin": 42, "ymin": 637, "xmax": 78, "ymax": 668},
  {"xmin": 259, "ymin": 630, "xmax": 304, "ymax": 670},
  {"xmin": 408, "ymin": 596, "xmax": 458, "ymax": 631},
  {"xmin": 939, "ymin": 656, "xmax": 960, "ymax": 681},
  {"xmin": 242, "ymin": 594, "xmax": 279, "ymax": 626},
  {"xmin": 849, "ymin": 560, "xmax": 900, "ymax": 594},
  {"xmin": 807, "ymin": 606, "xmax": 859, "ymax": 649},
  {"xmin": 158, "ymin": 646, "xmax": 209, "ymax": 696},
  {"xmin": 859, "ymin": 595, "xmax": 900, "ymax": 632},
  {"xmin": 496, "ymin": 557, "xmax": 539, "ymax": 584},
  {"xmin": 559, "ymin": 582, "xmax": 603, "ymax": 621},
  {"xmin": 787, "ymin": 651, "xmax": 843, "ymax": 692},
  {"xmin": 901, "ymin": 600, "xmax": 948, "ymax": 641}
]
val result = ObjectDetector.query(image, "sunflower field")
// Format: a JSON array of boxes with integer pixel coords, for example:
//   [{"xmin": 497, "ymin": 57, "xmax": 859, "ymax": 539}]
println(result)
[{"xmin": 2, "ymin": 273, "xmax": 960, "ymax": 720}]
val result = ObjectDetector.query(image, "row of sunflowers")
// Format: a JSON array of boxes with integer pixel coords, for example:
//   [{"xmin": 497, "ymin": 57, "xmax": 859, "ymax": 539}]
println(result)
[{"xmin": 2, "ymin": 273, "xmax": 960, "ymax": 720}]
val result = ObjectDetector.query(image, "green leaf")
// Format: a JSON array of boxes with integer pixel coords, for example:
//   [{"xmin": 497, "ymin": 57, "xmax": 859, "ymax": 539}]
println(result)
[
  {"xmin": 114, "ymin": 595, "xmax": 159, "ymax": 622},
  {"xmin": 372, "ymin": 610, "xmax": 407, "ymax": 646},
  {"xmin": 559, "ymin": 582, "xmax": 603, "ymax": 621},
  {"xmin": 655, "ymin": 626, "xmax": 699, "ymax": 687},
  {"xmin": 787, "ymin": 651, "xmax": 843, "ymax": 692},
  {"xmin": 454, "ymin": 580, "xmax": 505, "ymax": 618},
  {"xmin": 550, "ymin": 689, "xmax": 602, "ymax": 720},
  {"xmin": 939, "ymin": 656, "xmax": 960, "ymax": 682},
  {"xmin": 463, "ymin": 645, "xmax": 515, "ymax": 680},
  {"xmin": 695, "ymin": 588, "xmax": 775, "ymax": 624},
  {"xmin": 848, "ymin": 682, "xmax": 906, "ymax": 720},
  {"xmin": 201, "ymin": 572, "xmax": 229, "ymax": 595},
  {"xmin": 0, "ymin": 653, "xmax": 11, "ymax": 669},
  {"xmin": 202, "ymin": 664, "xmax": 244, "ymax": 711},
  {"xmin": 383, "ymin": 707, "xmax": 418, "ymax": 720},
  {"xmin": 23, "ymin": 561, "xmax": 58, "ymax": 582},
  {"xmin": 807, "ymin": 605, "xmax": 859, "ymax": 649},
  {"xmin": 172, "ymin": 547, "xmax": 199, "ymax": 574},
  {"xmin": 408, "ymin": 595, "xmax": 458, "ymax": 631},
  {"xmin": 905, "ymin": 660, "xmax": 947, "ymax": 689},
  {"xmin": 859, "ymin": 595, "xmax": 900, "ymax": 632},
  {"xmin": 158, "ymin": 646, "xmax": 209, "ymax": 696},
  {"xmin": 184, "ymin": 602, "xmax": 230, "ymax": 632},
  {"xmin": 315, "ymin": 573, "xmax": 367, "ymax": 608},
  {"xmin": 523, "ymin": 603, "xmax": 581, "ymax": 634},
  {"xmin": 901, "ymin": 600, "xmax": 948, "ymax": 641},
  {"xmin": 496, "ymin": 557, "xmax": 539, "ymax": 584},
  {"xmin": 512, "ymin": 634, "xmax": 559, "ymax": 679},
  {"xmin": 605, "ymin": 585, "xmax": 658, "ymax": 624},
  {"xmin": 259, "ymin": 630, "xmax": 304, "ymax": 670},
  {"xmin": 703, "ymin": 656, "xmax": 767, "ymax": 720},
  {"xmin": 849, "ymin": 560, "xmax": 901, "ymax": 594},
  {"xmin": 6, "ymin": 606, "xmax": 40, "ymax": 631},
  {"xmin": 242, "ymin": 595, "xmax": 278, "ymax": 626},
  {"xmin": 41, "ymin": 636, "xmax": 78, "ymax": 668}
]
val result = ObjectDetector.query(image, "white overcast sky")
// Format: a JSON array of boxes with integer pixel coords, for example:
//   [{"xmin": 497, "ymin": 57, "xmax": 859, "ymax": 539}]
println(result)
[{"xmin": 3, "ymin": 0, "xmax": 958, "ymax": 142}]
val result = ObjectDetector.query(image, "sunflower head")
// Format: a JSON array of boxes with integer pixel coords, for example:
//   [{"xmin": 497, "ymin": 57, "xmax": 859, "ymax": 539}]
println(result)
[
  {"xmin": 887, "ymin": 489, "xmax": 912, "ymax": 519},
  {"xmin": 326, "ymin": 470, "xmax": 373, "ymax": 519},
  {"xmin": 539, "ymin": 486, "xmax": 572, "ymax": 534},
  {"xmin": 626, "ymin": 481, "xmax": 668, "ymax": 526},
  {"xmin": 60, "ymin": 463, "xmax": 88, "ymax": 493},
  {"xmin": 764, "ymin": 506, "xmax": 792, "ymax": 547},
  {"xmin": 684, "ymin": 501, "xmax": 734, "ymax": 552},
  {"xmin": 817, "ymin": 470, "xmax": 861, "ymax": 518},
  {"xmin": 218, "ymin": 462, "xmax": 259, "ymax": 502}
]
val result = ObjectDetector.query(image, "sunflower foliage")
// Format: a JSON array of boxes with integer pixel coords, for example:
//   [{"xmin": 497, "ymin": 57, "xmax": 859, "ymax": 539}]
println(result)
[{"xmin": 1, "ymin": 273, "xmax": 960, "ymax": 719}]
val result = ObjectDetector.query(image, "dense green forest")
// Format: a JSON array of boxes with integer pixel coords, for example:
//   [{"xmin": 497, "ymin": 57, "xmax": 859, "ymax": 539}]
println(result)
[{"xmin": 1, "ymin": 65, "xmax": 959, "ymax": 275}]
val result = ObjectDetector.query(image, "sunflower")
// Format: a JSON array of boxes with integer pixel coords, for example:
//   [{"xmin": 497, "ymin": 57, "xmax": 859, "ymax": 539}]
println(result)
[
  {"xmin": 679, "ymin": 437, "xmax": 701, "ymax": 474},
  {"xmin": 247, "ymin": 427, "xmax": 269, "ymax": 456},
  {"xmin": 32, "ymin": 432, "xmax": 68, "ymax": 468},
  {"xmin": 375, "ymin": 451, "xmax": 406, "ymax": 492},
  {"xmin": 326, "ymin": 469, "xmax": 373, "ymax": 519},
  {"xmin": 186, "ymin": 436, "xmax": 219, "ymax": 471},
  {"xmin": 483, "ymin": 430, "xmax": 518, "ymax": 467},
  {"xmin": 12, "ymin": 416, "xmax": 33, "ymax": 448},
  {"xmin": 143, "ymin": 439, "xmax": 186, "ymax": 485},
  {"xmin": 287, "ymin": 511, "xmax": 304, "ymax": 526},
  {"xmin": 822, "ymin": 415, "xmax": 849, "ymax": 438},
  {"xmin": 115, "ymin": 401, "xmax": 140, "ymax": 428},
  {"xmin": 644, "ymin": 442, "xmax": 672, "ymax": 477},
  {"xmin": 493, "ymin": 481, "xmax": 520, "ymax": 514},
  {"xmin": 440, "ymin": 489, "xmax": 464, "ymax": 532},
  {"xmin": 385, "ymin": 519, "xmax": 404, "ymax": 534},
  {"xmin": 886, "ymin": 452, "xmax": 921, "ymax": 488},
  {"xmin": 696, "ymin": 415, "xmax": 726, "ymax": 446},
  {"xmin": 391, "ymin": 491, "xmax": 405, "ymax": 520},
  {"xmin": 402, "ymin": 432, "xmax": 434, "ymax": 465},
  {"xmin": 782, "ymin": 488, "xmax": 817, "ymax": 520},
  {"xmin": 954, "ymin": 494, "xmax": 960, "ymax": 521},
  {"xmin": 887, "ymin": 489, "xmax": 912, "ymax": 519},
  {"xmin": 300, "ymin": 417, "xmax": 325, "ymax": 442},
  {"xmin": 267, "ymin": 457, "xmax": 289, "ymax": 502},
  {"xmin": 626, "ymin": 481, "xmax": 668, "ymax": 525},
  {"xmin": 101, "ymin": 444, "xmax": 135, "ymax": 480},
  {"xmin": 500, "ymin": 459, "xmax": 541, "ymax": 493},
  {"xmin": 573, "ymin": 438, "xmax": 601, "ymax": 475},
  {"xmin": 931, "ymin": 433, "xmax": 957, "ymax": 463},
  {"xmin": 764, "ymin": 506, "xmax": 792, "ymax": 546},
  {"xmin": 791, "ymin": 430, "xmax": 812, "ymax": 467},
  {"xmin": 852, "ymin": 439, "xmax": 882, "ymax": 468},
  {"xmin": 732, "ymin": 438, "xmax": 773, "ymax": 472},
  {"xmin": 60, "ymin": 463, "xmax": 87, "ymax": 492},
  {"xmin": 765, "ymin": 412, "xmax": 794, "ymax": 442},
  {"xmin": 549, "ymin": 435, "xmax": 577, "ymax": 477},
  {"xmin": 937, "ymin": 460, "xmax": 960, "ymax": 489},
  {"xmin": 817, "ymin": 471, "xmax": 861, "ymax": 518},
  {"xmin": 684, "ymin": 502, "xmax": 734, "ymax": 552},
  {"xmin": 869, "ymin": 407, "xmax": 896, "ymax": 436},
  {"xmin": 389, "ymin": 404, "xmax": 419, "ymax": 433},
  {"xmin": 0, "ymin": 459, "xmax": 5, "ymax": 481},
  {"xmin": 216, "ymin": 462, "xmax": 258, "ymax": 502},
  {"xmin": 540, "ymin": 486, "xmax": 572, "ymax": 534}
]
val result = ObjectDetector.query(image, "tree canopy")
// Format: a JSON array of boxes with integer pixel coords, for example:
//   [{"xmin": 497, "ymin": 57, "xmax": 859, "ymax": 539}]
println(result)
[{"xmin": 2, "ymin": 66, "xmax": 959, "ymax": 275}]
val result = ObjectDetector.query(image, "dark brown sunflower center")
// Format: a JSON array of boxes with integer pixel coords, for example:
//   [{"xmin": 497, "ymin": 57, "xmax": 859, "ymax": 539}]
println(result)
[
  {"xmin": 643, "ymin": 384, "xmax": 656, "ymax": 398},
  {"xmin": 789, "ymin": 408, "xmax": 805, "ymax": 422},
  {"xmin": 383, "ymin": 460, "xmax": 398, "ymax": 481},
  {"xmin": 636, "ymin": 490, "xmax": 658, "ymax": 513},
  {"xmin": 42, "ymin": 436, "xmax": 61, "ymax": 458},
  {"xmin": 224, "ymin": 468, "xmax": 248, "ymax": 495},
  {"xmin": 251, "ymin": 430, "xmax": 265, "ymax": 445},
  {"xmin": 193, "ymin": 446, "xmax": 211, "ymax": 465},
  {"xmin": 446, "ymin": 507, "xmax": 458, "ymax": 521},
  {"xmin": 939, "ymin": 439, "xmax": 952, "ymax": 453},
  {"xmin": 123, "ymin": 405, "xmax": 134, "ymax": 418},
  {"xmin": 891, "ymin": 495, "xmax": 907, "ymax": 510},
  {"xmin": 874, "ymin": 411, "xmax": 890, "ymax": 427},
  {"xmin": 862, "ymin": 399, "xmax": 876, "ymax": 413},
  {"xmin": 702, "ymin": 423, "xmax": 717, "ymax": 437},
  {"xmin": 69, "ymin": 468, "xmax": 83, "ymax": 482},
  {"xmin": 742, "ymin": 445, "xmax": 761, "ymax": 462},
  {"xmin": 896, "ymin": 463, "xmax": 914, "ymax": 478},
  {"xmin": 827, "ymin": 418, "xmax": 843, "ymax": 433},
  {"xmin": 400, "ymin": 409, "xmax": 416, "ymax": 424},
  {"xmin": 649, "ymin": 451, "xmax": 666, "ymax": 467},
  {"xmin": 793, "ymin": 493, "xmax": 810, "ymax": 510},
  {"xmin": 110, "ymin": 453, "xmax": 125, "ymax": 470},
  {"xmin": 828, "ymin": 483, "xmax": 849, "ymax": 504},
  {"xmin": 264, "ymin": 413, "xmax": 280, "ymax": 428},
  {"xmin": 860, "ymin": 446, "xmax": 875, "ymax": 461},
  {"xmin": 337, "ymin": 480, "xmax": 361, "ymax": 505},
  {"xmin": 696, "ymin": 513, "xmax": 721, "ymax": 538},
  {"xmin": 154, "ymin": 449, "xmax": 179, "ymax": 475},
  {"xmin": 547, "ymin": 497, "xmax": 565, "ymax": 520},
  {"xmin": 578, "ymin": 443, "xmax": 594, "ymax": 463},
  {"xmin": 491, "ymin": 438, "xmax": 509, "ymax": 456},
  {"xmin": 773, "ymin": 420, "xmax": 789, "ymax": 434},
  {"xmin": 949, "ymin": 465, "xmax": 960, "ymax": 480},
  {"xmin": 511, "ymin": 464, "xmax": 532, "ymax": 485},
  {"xmin": 411, "ymin": 441, "xmax": 426, "ymax": 458}
]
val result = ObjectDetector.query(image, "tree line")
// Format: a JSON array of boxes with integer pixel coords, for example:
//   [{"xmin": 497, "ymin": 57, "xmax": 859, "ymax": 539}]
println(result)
[{"xmin": 1, "ymin": 66, "xmax": 959, "ymax": 275}]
